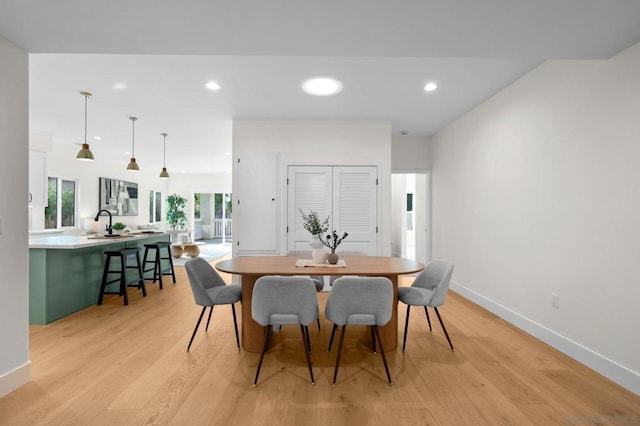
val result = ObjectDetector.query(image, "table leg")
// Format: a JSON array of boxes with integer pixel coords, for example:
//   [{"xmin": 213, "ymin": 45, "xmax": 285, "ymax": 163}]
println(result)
[
  {"xmin": 376, "ymin": 274, "xmax": 398, "ymax": 351},
  {"xmin": 240, "ymin": 275, "xmax": 266, "ymax": 353}
]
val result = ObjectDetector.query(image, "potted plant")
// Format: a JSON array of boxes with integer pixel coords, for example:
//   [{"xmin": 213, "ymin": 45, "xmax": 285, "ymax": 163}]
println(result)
[
  {"xmin": 166, "ymin": 194, "xmax": 187, "ymax": 242},
  {"xmin": 321, "ymin": 230, "xmax": 349, "ymax": 264},
  {"xmin": 112, "ymin": 222, "xmax": 127, "ymax": 235},
  {"xmin": 299, "ymin": 209, "xmax": 330, "ymax": 263}
]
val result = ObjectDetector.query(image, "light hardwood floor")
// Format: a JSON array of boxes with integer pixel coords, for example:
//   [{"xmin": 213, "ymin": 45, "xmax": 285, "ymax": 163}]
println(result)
[{"xmin": 1, "ymin": 257, "xmax": 639, "ymax": 425}]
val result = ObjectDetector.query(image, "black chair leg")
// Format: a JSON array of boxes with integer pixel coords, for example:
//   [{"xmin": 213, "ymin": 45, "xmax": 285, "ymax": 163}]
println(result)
[
  {"xmin": 434, "ymin": 307, "xmax": 454, "ymax": 351},
  {"xmin": 327, "ymin": 324, "xmax": 338, "ymax": 352},
  {"xmin": 424, "ymin": 306, "xmax": 432, "ymax": 331},
  {"xmin": 403, "ymin": 305, "xmax": 411, "ymax": 352},
  {"xmin": 254, "ymin": 325, "xmax": 273, "ymax": 387},
  {"xmin": 332, "ymin": 325, "xmax": 347, "ymax": 386},
  {"xmin": 371, "ymin": 326, "xmax": 377, "ymax": 354},
  {"xmin": 373, "ymin": 325, "xmax": 392, "ymax": 385},
  {"xmin": 135, "ymin": 251, "xmax": 146, "ymax": 297},
  {"xmin": 187, "ymin": 306, "xmax": 207, "ymax": 351},
  {"xmin": 120, "ymin": 255, "xmax": 129, "ymax": 306},
  {"xmin": 231, "ymin": 304, "xmax": 240, "ymax": 349},
  {"xmin": 155, "ymin": 249, "xmax": 163, "ymax": 289},
  {"xmin": 205, "ymin": 306, "xmax": 214, "ymax": 331},
  {"xmin": 300, "ymin": 325, "xmax": 315, "ymax": 385},
  {"xmin": 304, "ymin": 325, "xmax": 312, "ymax": 353}
]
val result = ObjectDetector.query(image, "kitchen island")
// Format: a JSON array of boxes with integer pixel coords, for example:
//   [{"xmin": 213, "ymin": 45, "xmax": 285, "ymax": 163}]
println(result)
[{"xmin": 29, "ymin": 232, "xmax": 170, "ymax": 324}]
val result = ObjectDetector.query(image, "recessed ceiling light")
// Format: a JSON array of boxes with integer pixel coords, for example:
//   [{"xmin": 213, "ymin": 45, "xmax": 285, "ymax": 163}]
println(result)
[
  {"xmin": 225, "ymin": 152, "xmax": 231, "ymax": 156},
  {"xmin": 113, "ymin": 82, "xmax": 127, "ymax": 90},
  {"xmin": 93, "ymin": 136, "xmax": 102, "ymax": 140},
  {"xmin": 205, "ymin": 81, "xmax": 221, "ymax": 91},
  {"xmin": 424, "ymin": 82, "xmax": 438, "ymax": 92},
  {"xmin": 302, "ymin": 77, "xmax": 343, "ymax": 96},
  {"xmin": 124, "ymin": 151, "xmax": 131, "ymax": 156}
]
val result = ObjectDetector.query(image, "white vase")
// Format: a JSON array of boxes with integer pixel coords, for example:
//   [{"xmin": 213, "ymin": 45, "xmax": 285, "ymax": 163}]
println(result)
[{"xmin": 309, "ymin": 235, "xmax": 329, "ymax": 264}]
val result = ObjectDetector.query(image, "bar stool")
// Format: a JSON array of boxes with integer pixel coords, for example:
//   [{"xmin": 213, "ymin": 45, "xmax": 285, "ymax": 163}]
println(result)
[
  {"xmin": 141, "ymin": 241, "xmax": 176, "ymax": 289},
  {"xmin": 97, "ymin": 247, "xmax": 146, "ymax": 306}
]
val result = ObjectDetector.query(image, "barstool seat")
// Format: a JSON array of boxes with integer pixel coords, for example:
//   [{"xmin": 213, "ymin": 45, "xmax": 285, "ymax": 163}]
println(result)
[
  {"xmin": 142, "ymin": 241, "xmax": 176, "ymax": 289},
  {"xmin": 97, "ymin": 247, "xmax": 146, "ymax": 306}
]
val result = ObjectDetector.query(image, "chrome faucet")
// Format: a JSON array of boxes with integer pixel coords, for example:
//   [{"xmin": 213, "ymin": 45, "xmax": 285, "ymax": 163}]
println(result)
[{"xmin": 94, "ymin": 209, "xmax": 113, "ymax": 235}]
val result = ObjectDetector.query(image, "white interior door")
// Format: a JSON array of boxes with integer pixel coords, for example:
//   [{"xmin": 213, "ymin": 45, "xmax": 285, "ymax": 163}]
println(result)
[
  {"xmin": 235, "ymin": 152, "xmax": 278, "ymax": 253},
  {"xmin": 287, "ymin": 166, "xmax": 332, "ymax": 250},
  {"xmin": 332, "ymin": 166, "xmax": 378, "ymax": 254}
]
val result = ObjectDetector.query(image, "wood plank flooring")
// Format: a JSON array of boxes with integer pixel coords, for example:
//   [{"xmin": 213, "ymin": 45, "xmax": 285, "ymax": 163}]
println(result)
[{"xmin": 1, "ymin": 257, "xmax": 639, "ymax": 425}]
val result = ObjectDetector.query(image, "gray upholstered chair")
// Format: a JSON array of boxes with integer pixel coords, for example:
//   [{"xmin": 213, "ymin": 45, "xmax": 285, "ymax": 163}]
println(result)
[
  {"xmin": 398, "ymin": 260, "xmax": 455, "ymax": 352},
  {"xmin": 325, "ymin": 277, "xmax": 393, "ymax": 386},
  {"xmin": 185, "ymin": 257, "xmax": 241, "ymax": 352},
  {"xmin": 251, "ymin": 276, "xmax": 319, "ymax": 386}
]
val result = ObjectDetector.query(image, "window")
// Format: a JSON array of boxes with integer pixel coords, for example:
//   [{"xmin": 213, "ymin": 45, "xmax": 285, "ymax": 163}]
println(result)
[
  {"xmin": 149, "ymin": 190, "xmax": 163, "ymax": 223},
  {"xmin": 45, "ymin": 177, "xmax": 77, "ymax": 229}
]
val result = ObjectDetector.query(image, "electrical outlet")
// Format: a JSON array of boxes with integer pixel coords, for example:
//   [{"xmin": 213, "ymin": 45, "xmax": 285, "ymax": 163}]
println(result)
[{"xmin": 552, "ymin": 293, "xmax": 560, "ymax": 309}]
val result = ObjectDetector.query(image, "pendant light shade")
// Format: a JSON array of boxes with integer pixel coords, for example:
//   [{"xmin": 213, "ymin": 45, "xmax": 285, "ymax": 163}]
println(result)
[
  {"xmin": 76, "ymin": 91, "xmax": 95, "ymax": 161},
  {"xmin": 159, "ymin": 132, "xmax": 170, "ymax": 179},
  {"xmin": 126, "ymin": 116, "xmax": 140, "ymax": 171}
]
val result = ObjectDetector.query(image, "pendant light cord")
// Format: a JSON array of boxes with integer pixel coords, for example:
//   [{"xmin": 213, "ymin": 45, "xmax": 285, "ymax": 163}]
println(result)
[{"xmin": 84, "ymin": 93, "xmax": 88, "ymax": 145}]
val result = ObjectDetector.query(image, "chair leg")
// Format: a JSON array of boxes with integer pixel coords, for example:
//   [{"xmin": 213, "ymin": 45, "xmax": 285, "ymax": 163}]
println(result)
[
  {"xmin": 205, "ymin": 306, "xmax": 214, "ymax": 331},
  {"xmin": 402, "ymin": 305, "xmax": 411, "ymax": 352},
  {"xmin": 332, "ymin": 325, "xmax": 347, "ymax": 386},
  {"xmin": 120, "ymin": 255, "xmax": 129, "ymax": 306},
  {"xmin": 424, "ymin": 306, "xmax": 432, "ymax": 331},
  {"xmin": 300, "ymin": 325, "xmax": 315, "ymax": 385},
  {"xmin": 166, "ymin": 245, "xmax": 176, "ymax": 284},
  {"xmin": 254, "ymin": 325, "xmax": 273, "ymax": 387},
  {"xmin": 155, "ymin": 249, "xmax": 163, "ymax": 289},
  {"xmin": 371, "ymin": 326, "xmax": 377, "ymax": 354},
  {"xmin": 231, "ymin": 304, "xmax": 240, "ymax": 349},
  {"xmin": 135, "ymin": 250, "xmax": 146, "ymax": 297},
  {"xmin": 434, "ymin": 307, "xmax": 454, "ymax": 351},
  {"xmin": 373, "ymin": 325, "xmax": 392, "ymax": 385},
  {"xmin": 304, "ymin": 325, "xmax": 312, "ymax": 353},
  {"xmin": 327, "ymin": 324, "xmax": 338, "ymax": 352},
  {"xmin": 187, "ymin": 306, "xmax": 207, "ymax": 352}
]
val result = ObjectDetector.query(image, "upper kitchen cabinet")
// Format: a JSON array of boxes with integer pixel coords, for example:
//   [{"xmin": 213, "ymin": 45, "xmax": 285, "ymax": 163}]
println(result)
[{"xmin": 29, "ymin": 150, "xmax": 47, "ymax": 207}]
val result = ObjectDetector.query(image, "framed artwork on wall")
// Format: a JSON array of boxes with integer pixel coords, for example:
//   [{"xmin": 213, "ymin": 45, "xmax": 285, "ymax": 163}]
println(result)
[{"xmin": 99, "ymin": 177, "xmax": 139, "ymax": 216}]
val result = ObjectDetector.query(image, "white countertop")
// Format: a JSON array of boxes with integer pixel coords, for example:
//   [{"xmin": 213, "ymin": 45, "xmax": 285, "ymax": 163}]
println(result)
[{"xmin": 29, "ymin": 232, "xmax": 169, "ymax": 249}]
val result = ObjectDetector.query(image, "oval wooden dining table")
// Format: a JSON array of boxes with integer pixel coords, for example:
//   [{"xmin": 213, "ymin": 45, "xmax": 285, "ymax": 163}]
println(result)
[{"xmin": 215, "ymin": 255, "xmax": 424, "ymax": 352}]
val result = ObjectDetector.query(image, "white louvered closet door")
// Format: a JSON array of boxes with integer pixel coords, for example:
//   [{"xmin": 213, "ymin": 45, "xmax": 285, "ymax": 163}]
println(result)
[
  {"xmin": 332, "ymin": 166, "xmax": 378, "ymax": 255},
  {"xmin": 287, "ymin": 166, "xmax": 332, "ymax": 250},
  {"xmin": 287, "ymin": 165, "xmax": 378, "ymax": 254}
]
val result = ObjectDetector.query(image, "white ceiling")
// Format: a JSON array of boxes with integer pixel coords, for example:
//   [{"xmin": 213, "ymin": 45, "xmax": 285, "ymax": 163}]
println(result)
[{"xmin": 2, "ymin": 0, "xmax": 640, "ymax": 174}]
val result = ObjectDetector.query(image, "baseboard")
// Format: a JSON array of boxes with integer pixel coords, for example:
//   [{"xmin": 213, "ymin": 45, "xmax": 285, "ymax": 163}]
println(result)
[
  {"xmin": 0, "ymin": 361, "xmax": 31, "ymax": 398},
  {"xmin": 450, "ymin": 281, "xmax": 640, "ymax": 396}
]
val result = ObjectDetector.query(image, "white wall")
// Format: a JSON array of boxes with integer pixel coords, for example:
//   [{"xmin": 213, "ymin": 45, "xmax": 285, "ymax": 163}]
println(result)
[
  {"xmin": 0, "ymin": 35, "xmax": 30, "ymax": 397},
  {"xmin": 392, "ymin": 134, "xmax": 431, "ymax": 171},
  {"xmin": 233, "ymin": 120, "xmax": 392, "ymax": 255},
  {"xmin": 431, "ymin": 42, "xmax": 640, "ymax": 394}
]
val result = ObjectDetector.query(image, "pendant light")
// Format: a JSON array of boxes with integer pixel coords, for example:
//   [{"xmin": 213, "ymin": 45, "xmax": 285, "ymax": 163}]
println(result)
[
  {"xmin": 126, "ymin": 116, "xmax": 140, "ymax": 171},
  {"xmin": 76, "ymin": 91, "xmax": 95, "ymax": 161},
  {"xmin": 159, "ymin": 132, "xmax": 170, "ymax": 179}
]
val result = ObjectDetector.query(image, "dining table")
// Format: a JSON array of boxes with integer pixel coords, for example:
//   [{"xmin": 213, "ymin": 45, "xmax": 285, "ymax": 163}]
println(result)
[{"xmin": 215, "ymin": 255, "xmax": 425, "ymax": 352}]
